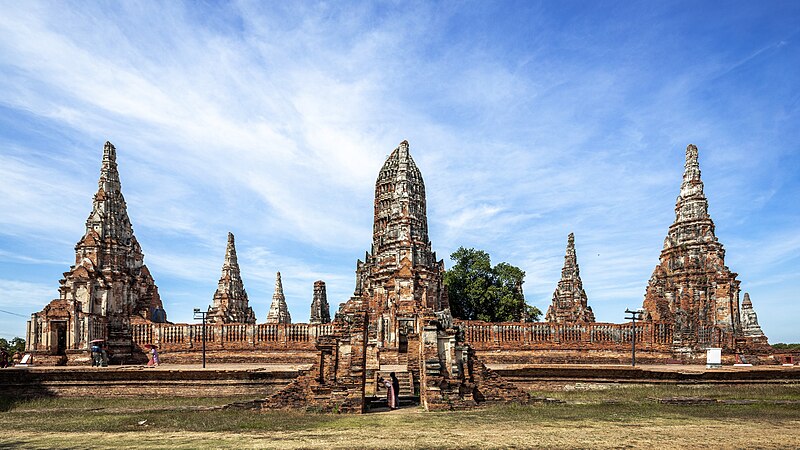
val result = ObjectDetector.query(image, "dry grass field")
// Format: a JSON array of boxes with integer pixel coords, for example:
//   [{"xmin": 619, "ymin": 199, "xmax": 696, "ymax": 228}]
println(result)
[{"xmin": 2, "ymin": 384, "xmax": 799, "ymax": 449}]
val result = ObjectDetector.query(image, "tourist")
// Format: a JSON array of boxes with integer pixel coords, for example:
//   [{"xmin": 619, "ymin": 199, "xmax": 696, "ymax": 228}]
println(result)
[
  {"xmin": 147, "ymin": 346, "xmax": 160, "ymax": 367},
  {"xmin": 0, "ymin": 348, "xmax": 9, "ymax": 368},
  {"xmin": 100, "ymin": 344, "xmax": 109, "ymax": 367},
  {"xmin": 390, "ymin": 372, "xmax": 400, "ymax": 409},
  {"xmin": 379, "ymin": 376, "xmax": 396, "ymax": 410},
  {"xmin": 90, "ymin": 342, "xmax": 101, "ymax": 367}
]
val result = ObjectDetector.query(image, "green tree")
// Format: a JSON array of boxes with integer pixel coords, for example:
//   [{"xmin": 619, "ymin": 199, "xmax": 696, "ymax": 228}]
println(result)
[
  {"xmin": 0, "ymin": 337, "xmax": 25, "ymax": 354},
  {"xmin": 445, "ymin": 247, "xmax": 541, "ymax": 322}
]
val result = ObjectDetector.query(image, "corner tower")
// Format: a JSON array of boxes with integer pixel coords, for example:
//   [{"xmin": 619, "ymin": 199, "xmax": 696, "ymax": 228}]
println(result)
[
  {"xmin": 642, "ymin": 144, "xmax": 761, "ymax": 349},
  {"xmin": 27, "ymin": 141, "xmax": 166, "ymax": 362}
]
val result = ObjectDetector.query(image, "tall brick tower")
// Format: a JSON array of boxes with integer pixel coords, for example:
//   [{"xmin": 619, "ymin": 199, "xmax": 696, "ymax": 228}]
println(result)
[
  {"xmin": 207, "ymin": 232, "xmax": 256, "ymax": 324},
  {"xmin": 28, "ymin": 141, "xmax": 166, "ymax": 361},
  {"xmin": 309, "ymin": 280, "xmax": 331, "ymax": 324},
  {"xmin": 266, "ymin": 272, "xmax": 291, "ymax": 324},
  {"xmin": 546, "ymin": 233, "xmax": 595, "ymax": 323},
  {"xmin": 346, "ymin": 140, "xmax": 449, "ymax": 349},
  {"xmin": 642, "ymin": 144, "xmax": 758, "ymax": 349}
]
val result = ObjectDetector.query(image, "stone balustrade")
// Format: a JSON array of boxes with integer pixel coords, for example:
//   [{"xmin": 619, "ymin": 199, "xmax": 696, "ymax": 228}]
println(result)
[
  {"xmin": 131, "ymin": 322, "xmax": 336, "ymax": 352},
  {"xmin": 457, "ymin": 320, "xmax": 723, "ymax": 351}
]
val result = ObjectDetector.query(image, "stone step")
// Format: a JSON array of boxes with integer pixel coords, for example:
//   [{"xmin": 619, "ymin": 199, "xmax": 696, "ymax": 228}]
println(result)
[{"xmin": 376, "ymin": 370, "xmax": 414, "ymax": 397}]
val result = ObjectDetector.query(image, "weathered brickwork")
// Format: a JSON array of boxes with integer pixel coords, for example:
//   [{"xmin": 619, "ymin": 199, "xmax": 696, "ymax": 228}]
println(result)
[
  {"xmin": 642, "ymin": 145, "xmax": 768, "ymax": 351},
  {"xmin": 25, "ymin": 140, "xmax": 775, "ymax": 381},
  {"xmin": 26, "ymin": 142, "xmax": 167, "ymax": 362},
  {"xmin": 740, "ymin": 293, "xmax": 767, "ymax": 344},
  {"xmin": 353, "ymin": 140, "xmax": 450, "ymax": 350},
  {"xmin": 546, "ymin": 233, "xmax": 595, "ymax": 323},
  {"xmin": 207, "ymin": 232, "xmax": 256, "ymax": 324},
  {"xmin": 309, "ymin": 280, "xmax": 331, "ymax": 324},
  {"xmin": 266, "ymin": 272, "xmax": 291, "ymax": 324}
]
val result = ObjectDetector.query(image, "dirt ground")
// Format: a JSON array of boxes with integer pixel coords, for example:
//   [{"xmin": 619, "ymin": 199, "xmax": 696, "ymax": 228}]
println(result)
[
  {"xmin": 2, "ymin": 401, "xmax": 800, "ymax": 449},
  {"xmin": 4, "ymin": 416, "xmax": 800, "ymax": 449}
]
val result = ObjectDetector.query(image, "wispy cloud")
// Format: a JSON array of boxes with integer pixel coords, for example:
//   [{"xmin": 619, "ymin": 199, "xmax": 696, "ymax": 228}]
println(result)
[{"xmin": 0, "ymin": 2, "xmax": 798, "ymax": 341}]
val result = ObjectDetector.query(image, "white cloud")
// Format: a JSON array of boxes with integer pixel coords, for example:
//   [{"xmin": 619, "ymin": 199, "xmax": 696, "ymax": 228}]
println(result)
[{"xmin": 0, "ymin": 2, "xmax": 797, "ymax": 342}]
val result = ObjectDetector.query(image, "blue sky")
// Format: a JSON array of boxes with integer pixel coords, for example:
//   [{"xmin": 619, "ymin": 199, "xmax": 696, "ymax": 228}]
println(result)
[{"xmin": 1, "ymin": 1, "xmax": 798, "ymax": 343}]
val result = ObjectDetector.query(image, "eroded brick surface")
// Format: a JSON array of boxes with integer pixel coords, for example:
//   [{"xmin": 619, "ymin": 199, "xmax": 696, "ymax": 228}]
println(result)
[
  {"xmin": 207, "ymin": 232, "xmax": 255, "ymax": 324},
  {"xmin": 546, "ymin": 233, "xmax": 595, "ymax": 323},
  {"xmin": 27, "ymin": 142, "xmax": 167, "ymax": 361},
  {"xmin": 641, "ymin": 145, "xmax": 769, "ymax": 352}
]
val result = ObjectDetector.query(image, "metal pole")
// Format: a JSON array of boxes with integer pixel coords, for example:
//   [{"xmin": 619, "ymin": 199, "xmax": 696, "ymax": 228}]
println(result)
[
  {"xmin": 625, "ymin": 308, "xmax": 642, "ymax": 368},
  {"xmin": 631, "ymin": 314, "xmax": 636, "ymax": 367},
  {"xmin": 201, "ymin": 313, "xmax": 206, "ymax": 369}
]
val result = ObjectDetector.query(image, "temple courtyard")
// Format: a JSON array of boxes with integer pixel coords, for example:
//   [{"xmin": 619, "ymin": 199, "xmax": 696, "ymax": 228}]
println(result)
[
  {"xmin": 1, "ymin": 380, "xmax": 799, "ymax": 449},
  {"xmin": 2, "ymin": 364, "xmax": 800, "ymax": 449}
]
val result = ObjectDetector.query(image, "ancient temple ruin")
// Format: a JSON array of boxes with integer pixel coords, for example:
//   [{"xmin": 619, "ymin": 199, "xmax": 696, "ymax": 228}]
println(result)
[
  {"xmin": 266, "ymin": 272, "xmax": 291, "ymax": 324},
  {"xmin": 254, "ymin": 140, "xmax": 531, "ymax": 413},
  {"xmin": 25, "ymin": 140, "xmax": 774, "ymax": 370},
  {"xmin": 353, "ymin": 140, "xmax": 449, "ymax": 349},
  {"xmin": 207, "ymin": 233, "xmax": 256, "ymax": 324},
  {"xmin": 26, "ymin": 142, "xmax": 167, "ymax": 364},
  {"xmin": 546, "ymin": 233, "xmax": 595, "ymax": 323},
  {"xmin": 309, "ymin": 281, "xmax": 331, "ymax": 324},
  {"xmin": 642, "ymin": 144, "xmax": 767, "ymax": 350},
  {"xmin": 740, "ymin": 293, "xmax": 767, "ymax": 344}
]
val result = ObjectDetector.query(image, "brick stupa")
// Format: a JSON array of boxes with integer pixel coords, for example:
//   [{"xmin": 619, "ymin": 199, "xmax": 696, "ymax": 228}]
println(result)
[
  {"xmin": 642, "ymin": 144, "xmax": 766, "ymax": 348},
  {"xmin": 207, "ymin": 232, "xmax": 256, "ymax": 324},
  {"xmin": 27, "ymin": 141, "xmax": 166, "ymax": 362},
  {"xmin": 266, "ymin": 272, "xmax": 291, "ymax": 324},
  {"xmin": 546, "ymin": 233, "xmax": 595, "ymax": 323}
]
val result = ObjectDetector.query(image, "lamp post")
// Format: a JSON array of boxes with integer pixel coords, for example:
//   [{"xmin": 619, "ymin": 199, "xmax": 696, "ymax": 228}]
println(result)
[
  {"xmin": 193, "ymin": 308, "xmax": 209, "ymax": 368},
  {"xmin": 624, "ymin": 308, "xmax": 644, "ymax": 367}
]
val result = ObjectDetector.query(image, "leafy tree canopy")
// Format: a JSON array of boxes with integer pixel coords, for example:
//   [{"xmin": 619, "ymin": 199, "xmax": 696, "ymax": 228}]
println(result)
[
  {"xmin": 0, "ymin": 337, "xmax": 25, "ymax": 354},
  {"xmin": 444, "ymin": 247, "xmax": 542, "ymax": 322},
  {"xmin": 772, "ymin": 343, "xmax": 800, "ymax": 350}
]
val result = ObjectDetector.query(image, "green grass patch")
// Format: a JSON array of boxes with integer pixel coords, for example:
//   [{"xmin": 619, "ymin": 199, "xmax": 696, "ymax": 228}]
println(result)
[
  {"xmin": 535, "ymin": 383, "xmax": 800, "ymax": 402},
  {"xmin": 1, "ymin": 384, "xmax": 799, "ymax": 440}
]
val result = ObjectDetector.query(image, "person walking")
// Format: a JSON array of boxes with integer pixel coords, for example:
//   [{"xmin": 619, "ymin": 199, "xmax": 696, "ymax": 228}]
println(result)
[
  {"xmin": 379, "ymin": 376, "xmax": 396, "ymax": 409},
  {"xmin": 100, "ymin": 343, "xmax": 109, "ymax": 367},
  {"xmin": 390, "ymin": 372, "xmax": 400, "ymax": 409},
  {"xmin": 0, "ymin": 348, "xmax": 9, "ymax": 368},
  {"xmin": 90, "ymin": 342, "xmax": 101, "ymax": 367},
  {"xmin": 150, "ymin": 346, "xmax": 160, "ymax": 367}
]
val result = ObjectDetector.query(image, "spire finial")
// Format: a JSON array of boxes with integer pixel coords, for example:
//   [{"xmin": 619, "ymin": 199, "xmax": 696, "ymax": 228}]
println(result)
[
  {"xmin": 683, "ymin": 144, "xmax": 700, "ymax": 182},
  {"xmin": 686, "ymin": 144, "xmax": 698, "ymax": 163},
  {"xmin": 223, "ymin": 232, "xmax": 237, "ymax": 267},
  {"xmin": 103, "ymin": 141, "xmax": 116, "ymax": 163}
]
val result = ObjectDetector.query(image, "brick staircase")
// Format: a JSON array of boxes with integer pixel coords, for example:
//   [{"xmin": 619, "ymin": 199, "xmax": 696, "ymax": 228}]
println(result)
[{"xmin": 376, "ymin": 369, "xmax": 414, "ymax": 397}]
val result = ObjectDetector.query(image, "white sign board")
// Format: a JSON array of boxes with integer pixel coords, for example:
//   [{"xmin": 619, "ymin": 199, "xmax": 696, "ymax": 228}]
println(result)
[{"xmin": 706, "ymin": 348, "xmax": 722, "ymax": 368}]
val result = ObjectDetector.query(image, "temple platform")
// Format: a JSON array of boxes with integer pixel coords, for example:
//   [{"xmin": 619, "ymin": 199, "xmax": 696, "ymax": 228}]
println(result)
[{"xmin": 1, "ymin": 363, "xmax": 797, "ymax": 400}]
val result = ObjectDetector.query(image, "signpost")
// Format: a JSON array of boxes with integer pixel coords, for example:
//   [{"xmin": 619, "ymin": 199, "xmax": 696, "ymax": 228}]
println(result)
[
  {"xmin": 193, "ymin": 308, "xmax": 209, "ymax": 368},
  {"xmin": 624, "ymin": 308, "xmax": 644, "ymax": 367}
]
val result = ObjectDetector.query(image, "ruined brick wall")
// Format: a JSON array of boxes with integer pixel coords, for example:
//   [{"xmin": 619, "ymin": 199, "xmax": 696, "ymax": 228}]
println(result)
[
  {"xmin": 0, "ymin": 367, "xmax": 300, "ymax": 398},
  {"xmin": 459, "ymin": 320, "xmax": 682, "ymax": 364},
  {"xmin": 459, "ymin": 320, "xmax": 676, "ymax": 351},
  {"xmin": 131, "ymin": 322, "xmax": 333, "ymax": 353}
]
